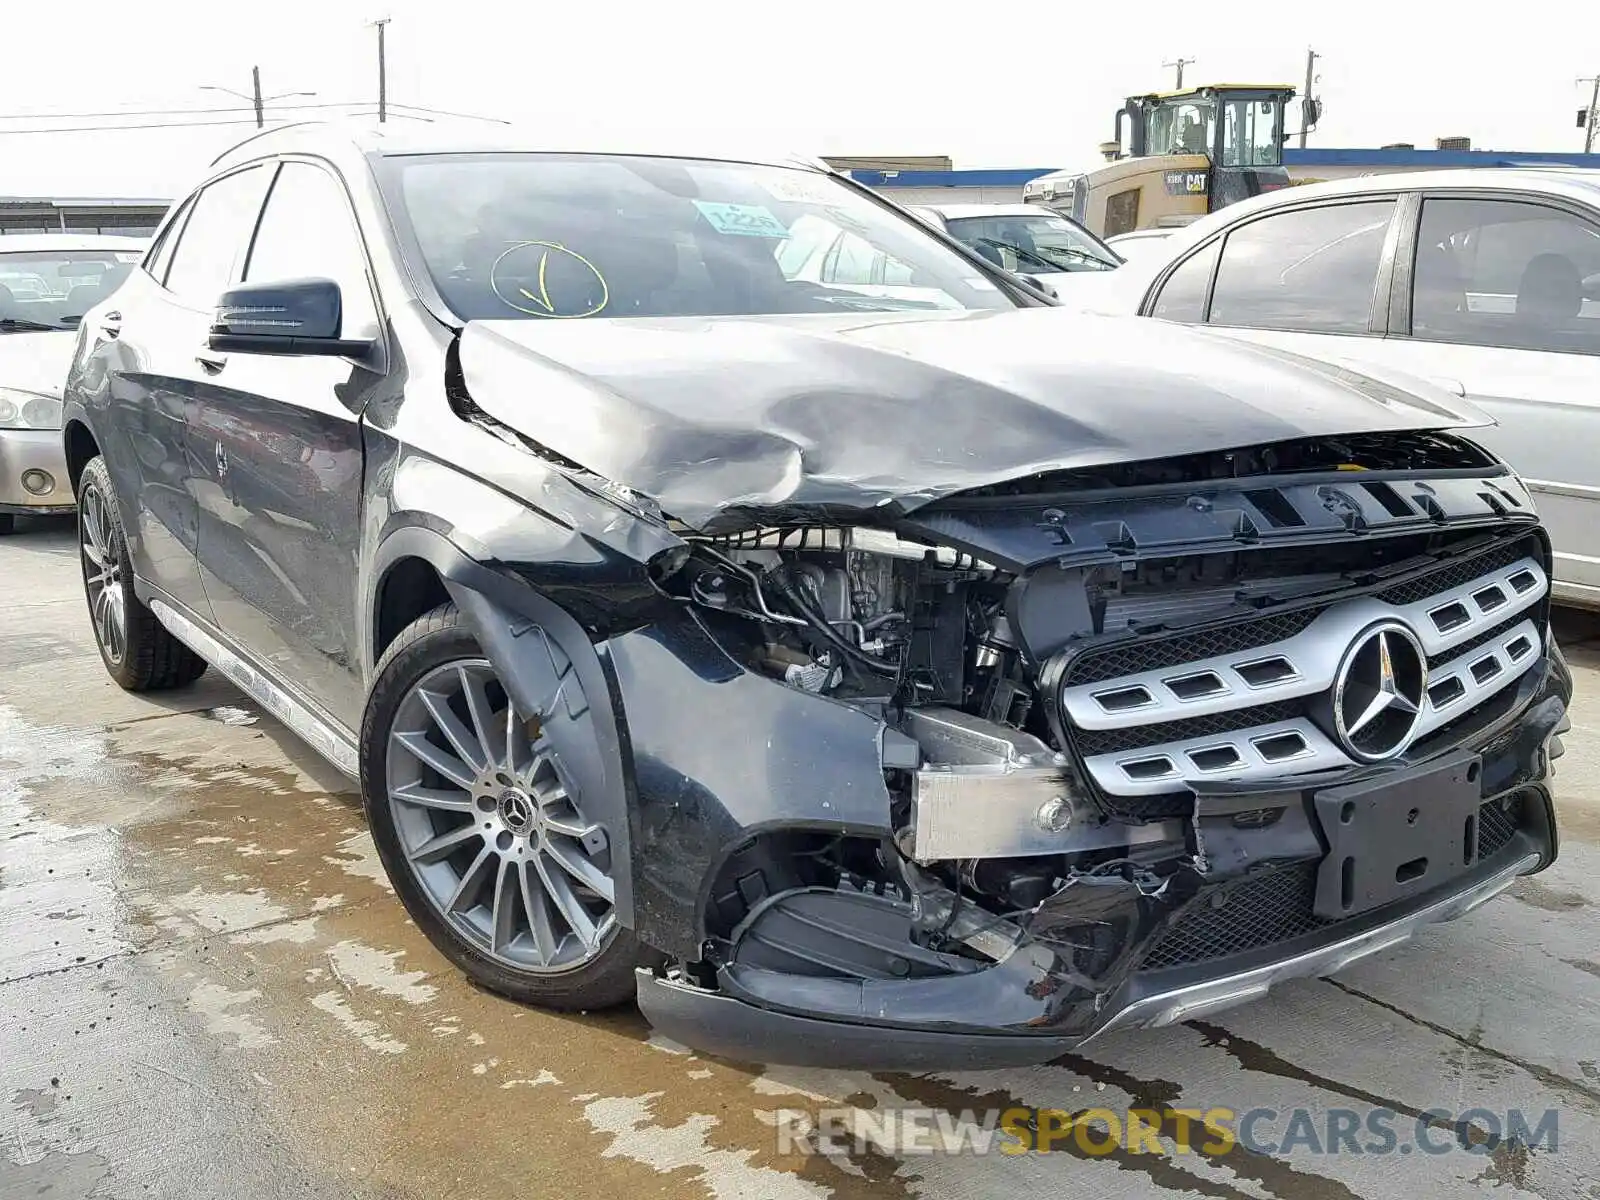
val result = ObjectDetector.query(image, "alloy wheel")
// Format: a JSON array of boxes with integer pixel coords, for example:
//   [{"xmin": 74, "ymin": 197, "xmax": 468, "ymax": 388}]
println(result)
[
  {"xmin": 384, "ymin": 659, "xmax": 616, "ymax": 972},
  {"xmin": 81, "ymin": 484, "xmax": 127, "ymax": 665}
]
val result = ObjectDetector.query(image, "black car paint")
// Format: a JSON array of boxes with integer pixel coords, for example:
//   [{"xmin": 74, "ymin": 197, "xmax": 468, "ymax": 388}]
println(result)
[
  {"xmin": 60, "ymin": 130, "xmax": 1568, "ymax": 1070},
  {"xmin": 459, "ymin": 310, "xmax": 1489, "ymax": 532},
  {"xmin": 84, "ymin": 269, "xmax": 214, "ymax": 616},
  {"xmin": 636, "ymin": 641, "xmax": 1569, "ymax": 1070},
  {"xmin": 188, "ymin": 350, "xmax": 375, "ymax": 721}
]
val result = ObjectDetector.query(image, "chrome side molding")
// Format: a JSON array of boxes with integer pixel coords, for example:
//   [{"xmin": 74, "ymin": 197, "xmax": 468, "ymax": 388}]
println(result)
[{"xmin": 150, "ymin": 599, "xmax": 360, "ymax": 779}]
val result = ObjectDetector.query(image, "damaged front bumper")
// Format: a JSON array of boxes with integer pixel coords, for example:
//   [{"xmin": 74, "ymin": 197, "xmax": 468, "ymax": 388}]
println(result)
[
  {"xmin": 636, "ymin": 849, "xmax": 1540, "ymax": 1069},
  {"xmin": 627, "ymin": 643, "xmax": 1568, "ymax": 1070}
]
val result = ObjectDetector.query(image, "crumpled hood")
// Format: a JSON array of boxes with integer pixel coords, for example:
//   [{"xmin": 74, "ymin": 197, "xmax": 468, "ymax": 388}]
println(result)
[
  {"xmin": 458, "ymin": 308, "xmax": 1490, "ymax": 530},
  {"xmin": 0, "ymin": 330, "xmax": 76, "ymax": 399}
]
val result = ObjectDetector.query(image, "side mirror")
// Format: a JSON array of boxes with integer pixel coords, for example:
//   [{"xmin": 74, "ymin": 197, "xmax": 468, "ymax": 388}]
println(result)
[
  {"xmin": 1018, "ymin": 273, "xmax": 1059, "ymax": 300},
  {"xmin": 209, "ymin": 278, "xmax": 373, "ymax": 357}
]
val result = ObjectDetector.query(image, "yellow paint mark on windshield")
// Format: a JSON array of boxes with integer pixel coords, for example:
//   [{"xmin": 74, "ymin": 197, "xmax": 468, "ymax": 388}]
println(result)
[{"xmin": 490, "ymin": 241, "xmax": 609, "ymax": 319}]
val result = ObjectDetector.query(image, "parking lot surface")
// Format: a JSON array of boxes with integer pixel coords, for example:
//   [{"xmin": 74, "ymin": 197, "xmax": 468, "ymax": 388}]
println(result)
[{"xmin": 2, "ymin": 517, "xmax": 1598, "ymax": 1200}]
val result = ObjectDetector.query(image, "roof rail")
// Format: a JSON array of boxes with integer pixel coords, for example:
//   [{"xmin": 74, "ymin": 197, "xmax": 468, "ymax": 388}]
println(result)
[{"xmin": 208, "ymin": 120, "xmax": 324, "ymax": 167}]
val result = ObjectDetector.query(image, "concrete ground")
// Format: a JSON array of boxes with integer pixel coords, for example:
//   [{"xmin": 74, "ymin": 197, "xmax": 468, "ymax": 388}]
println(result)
[{"xmin": 2, "ymin": 515, "xmax": 1597, "ymax": 1200}]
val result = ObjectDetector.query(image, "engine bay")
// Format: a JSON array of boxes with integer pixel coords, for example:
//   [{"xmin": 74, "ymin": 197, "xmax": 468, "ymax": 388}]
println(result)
[{"xmin": 637, "ymin": 431, "xmax": 1549, "ymax": 984}]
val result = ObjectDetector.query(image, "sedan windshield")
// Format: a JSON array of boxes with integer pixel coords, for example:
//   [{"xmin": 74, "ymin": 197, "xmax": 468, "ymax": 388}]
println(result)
[
  {"xmin": 387, "ymin": 153, "xmax": 1019, "ymax": 321},
  {"xmin": 943, "ymin": 213, "xmax": 1122, "ymax": 274},
  {"xmin": 0, "ymin": 249, "xmax": 140, "ymax": 332}
]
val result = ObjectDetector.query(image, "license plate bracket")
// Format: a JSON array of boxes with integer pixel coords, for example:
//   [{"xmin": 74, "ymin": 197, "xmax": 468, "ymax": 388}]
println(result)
[{"xmin": 1312, "ymin": 753, "xmax": 1482, "ymax": 919}]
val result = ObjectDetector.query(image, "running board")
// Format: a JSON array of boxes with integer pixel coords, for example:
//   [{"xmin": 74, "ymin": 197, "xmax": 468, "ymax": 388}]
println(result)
[{"xmin": 150, "ymin": 599, "xmax": 361, "ymax": 779}]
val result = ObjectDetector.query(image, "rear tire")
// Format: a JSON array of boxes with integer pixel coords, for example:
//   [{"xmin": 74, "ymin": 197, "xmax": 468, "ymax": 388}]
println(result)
[
  {"xmin": 78, "ymin": 455, "xmax": 207, "ymax": 692},
  {"xmin": 361, "ymin": 603, "xmax": 642, "ymax": 1010}
]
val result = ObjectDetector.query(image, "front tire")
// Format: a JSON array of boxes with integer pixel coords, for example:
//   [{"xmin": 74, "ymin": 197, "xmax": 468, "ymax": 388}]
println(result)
[
  {"xmin": 77, "ymin": 456, "xmax": 207, "ymax": 691},
  {"xmin": 360, "ymin": 603, "xmax": 641, "ymax": 1010}
]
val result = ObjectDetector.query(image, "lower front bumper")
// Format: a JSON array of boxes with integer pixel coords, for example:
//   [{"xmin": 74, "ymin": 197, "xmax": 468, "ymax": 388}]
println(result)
[
  {"xmin": 636, "ymin": 849, "xmax": 1540, "ymax": 1070},
  {"xmin": 0, "ymin": 429, "xmax": 72, "ymax": 512}
]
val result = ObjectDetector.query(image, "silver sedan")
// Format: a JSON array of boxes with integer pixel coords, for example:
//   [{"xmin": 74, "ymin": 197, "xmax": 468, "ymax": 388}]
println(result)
[{"xmin": 0, "ymin": 235, "xmax": 146, "ymax": 533}]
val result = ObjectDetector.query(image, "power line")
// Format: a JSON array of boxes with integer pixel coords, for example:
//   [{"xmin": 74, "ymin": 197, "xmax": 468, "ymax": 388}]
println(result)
[
  {"xmin": 0, "ymin": 100, "xmax": 372, "ymax": 122},
  {"xmin": 0, "ymin": 101, "xmax": 502, "ymax": 137},
  {"xmin": 0, "ymin": 115, "xmax": 281, "ymax": 136}
]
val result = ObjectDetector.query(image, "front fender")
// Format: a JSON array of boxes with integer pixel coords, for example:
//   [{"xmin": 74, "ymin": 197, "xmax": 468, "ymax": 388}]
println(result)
[{"xmin": 605, "ymin": 609, "xmax": 896, "ymax": 958}]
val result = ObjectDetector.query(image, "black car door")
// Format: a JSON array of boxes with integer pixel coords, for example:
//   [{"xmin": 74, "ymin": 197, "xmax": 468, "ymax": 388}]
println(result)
[
  {"xmin": 83, "ymin": 166, "xmax": 271, "ymax": 620},
  {"xmin": 189, "ymin": 158, "xmax": 384, "ymax": 730}
]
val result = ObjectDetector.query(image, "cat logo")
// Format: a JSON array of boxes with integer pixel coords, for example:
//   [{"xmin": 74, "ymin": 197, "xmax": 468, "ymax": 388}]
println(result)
[{"xmin": 1163, "ymin": 170, "xmax": 1209, "ymax": 196}]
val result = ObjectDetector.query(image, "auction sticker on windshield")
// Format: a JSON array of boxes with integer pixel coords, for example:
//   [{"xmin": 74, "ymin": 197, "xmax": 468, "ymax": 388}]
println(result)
[
  {"xmin": 760, "ymin": 172, "xmax": 838, "ymax": 205},
  {"xmin": 693, "ymin": 201, "xmax": 789, "ymax": 238}
]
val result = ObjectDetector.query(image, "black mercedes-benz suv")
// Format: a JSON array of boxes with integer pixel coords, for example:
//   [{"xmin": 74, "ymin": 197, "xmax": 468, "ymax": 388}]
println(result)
[{"xmin": 61, "ymin": 124, "xmax": 1571, "ymax": 1068}]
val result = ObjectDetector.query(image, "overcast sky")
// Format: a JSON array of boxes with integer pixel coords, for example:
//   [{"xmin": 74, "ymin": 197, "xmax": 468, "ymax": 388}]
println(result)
[{"xmin": 5, "ymin": 0, "xmax": 1598, "ymax": 197}]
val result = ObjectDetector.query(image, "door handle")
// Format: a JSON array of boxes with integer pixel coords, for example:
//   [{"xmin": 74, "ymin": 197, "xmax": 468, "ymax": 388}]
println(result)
[
  {"xmin": 195, "ymin": 348, "xmax": 228, "ymax": 373},
  {"xmin": 215, "ymin": 442, "xmax": 229, "ymax": 477},
  {"xmin": 100, "ymin": 310, "xmax": 122, "ymax": 338}
]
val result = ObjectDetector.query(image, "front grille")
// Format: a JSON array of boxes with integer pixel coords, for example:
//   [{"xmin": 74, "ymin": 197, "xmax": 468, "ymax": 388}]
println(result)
[
  {"xmin": 1141, "ymin": 795, "xmax": 1526, "ymax": 971},
  {"xmin": 1427, "ymin": 612, "xmax": 1526, "ymax": 670},
  {"xmin": 1066, "ymin": 609, "xmax": 1320, "ymax": 687},
  {"xmin": 1074, "ymin": 699, "xmax": 1306, "ymax": 758},
  {"xmin": 1059, "ymin": 536, "xmax": 1549, "ymax": 803},
  {"xmin": 1100, "ymin": 791, "xmax": 1193, "ymax": 822},
  {"xmin": 1376, "ymin": 539, "xmax": 1532, "ymax": 606}
]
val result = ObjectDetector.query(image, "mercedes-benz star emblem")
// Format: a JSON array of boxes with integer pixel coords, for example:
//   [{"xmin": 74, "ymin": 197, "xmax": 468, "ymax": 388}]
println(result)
[
  {"xmin": 1332, "ymin": 623, "xmax": 1429, "ymax": 762},
  {"xmin": 498, "ymin": 789, "xmax": 536, "ymax": 836}
]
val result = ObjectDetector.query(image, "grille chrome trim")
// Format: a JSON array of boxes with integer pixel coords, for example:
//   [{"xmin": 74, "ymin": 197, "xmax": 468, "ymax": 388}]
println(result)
[
  {"xmin": 1086, "ymin": 717, "xmax": 1350, "ymax": 792},
  {"xmin": 1409, "ymin": 617, "xmax": 1540, "ymax": 739},
  {"xmin": 1074, "ymin": 555, "xmax": 1548, "ymax": 798},
  {"xmin": 1066, "ymin": 556, "xmax": 1546, "ymax": 732}
]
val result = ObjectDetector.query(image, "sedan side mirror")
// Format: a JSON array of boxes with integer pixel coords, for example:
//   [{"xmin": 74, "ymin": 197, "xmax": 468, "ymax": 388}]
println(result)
[
  {"xmin": 1017, "ymin": 273, "xmax": 1059, "ymax": 300},
  {"xmin": 209, "ymin": 278, "xmax": 374, "ymax": 357}
]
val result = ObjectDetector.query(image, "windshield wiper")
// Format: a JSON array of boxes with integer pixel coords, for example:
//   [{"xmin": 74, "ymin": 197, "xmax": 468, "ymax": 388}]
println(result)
[
  {"xmin": 975, "ymin": 237, "xmax": 1115, "ymax": 274},
  {"xmin": 1043, "ymin": 246, "xmax": 1120, "ymax": 270},
  {"xmin": 0, "ymin": 317, "xmax": 63, "ymax": 334},
  {"xmin": 973, "ymin": 238, "xmax": 1071, "ymax": 276}
]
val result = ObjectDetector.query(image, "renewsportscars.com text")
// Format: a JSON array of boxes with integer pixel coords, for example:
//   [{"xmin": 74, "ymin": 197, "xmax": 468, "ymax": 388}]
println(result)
[{"xmin": 771, "ymin": 1105, "xmax": 1560, "ymax": 1158}]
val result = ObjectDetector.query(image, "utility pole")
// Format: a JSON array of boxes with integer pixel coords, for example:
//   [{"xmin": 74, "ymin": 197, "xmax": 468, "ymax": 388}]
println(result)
[
  {"xmin": 373, "ymin": 18, "xmax": 391, "ymax": 124},
  {"xmin": 1300, "ymin": 48, "xmax": 1319, "ymax": 148},
  {"xmin": 200, "ymin": 72, "xmax": 313, "ymax": 128},
  {"xmin": 1582, "ymin": 76, "xmax": 1600, "ymax": 154},
  {"xmin": 1162, "ymin": 57, "xmax": 1196, "ymax": 90}
]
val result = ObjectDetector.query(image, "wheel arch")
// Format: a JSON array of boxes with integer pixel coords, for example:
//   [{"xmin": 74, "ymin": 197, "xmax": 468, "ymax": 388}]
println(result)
[
  {"xmin": 367, "ymin": 524, "xmax": 638, "ymax": 929},
  {"xmin": 63, "ymin": 419, "xmax": 99, "ymax": 495}
]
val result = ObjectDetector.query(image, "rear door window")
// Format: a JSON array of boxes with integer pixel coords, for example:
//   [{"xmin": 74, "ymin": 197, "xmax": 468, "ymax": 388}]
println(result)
[
  {"xmin": 1207, "ymin": 200, "xmax": 1396, "ymax": 333},
  {"xmin": 1148, "ymin": 239, "xmax": 1220, "ymax": 322},
  {"xmin": 143, "ymin": 196, "xmax": 194, "ymax": 284},
  {"xmin": 1410, "ymin": 196, "xmax": 1600, "ymax": 354}
]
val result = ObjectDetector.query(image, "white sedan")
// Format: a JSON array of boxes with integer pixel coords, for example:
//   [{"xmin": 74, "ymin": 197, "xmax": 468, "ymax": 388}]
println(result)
[
  {"xmin": 1044, "ymin": 168, "xmax": 1600, "ymax": 611},
  {"xmin": 911, "ymin": 203, "xmax": 1122, "ymax": 295}
]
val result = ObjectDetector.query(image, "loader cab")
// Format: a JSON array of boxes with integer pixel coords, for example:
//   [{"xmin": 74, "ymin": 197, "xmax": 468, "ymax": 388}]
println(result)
[
  {"xmin": 1026, "ymin": 84, "xmax": 1296, "ymax": 238},
  {"xmin": 1120, "ymin": 85, "xmax": 1295, "ymax": 225}
]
